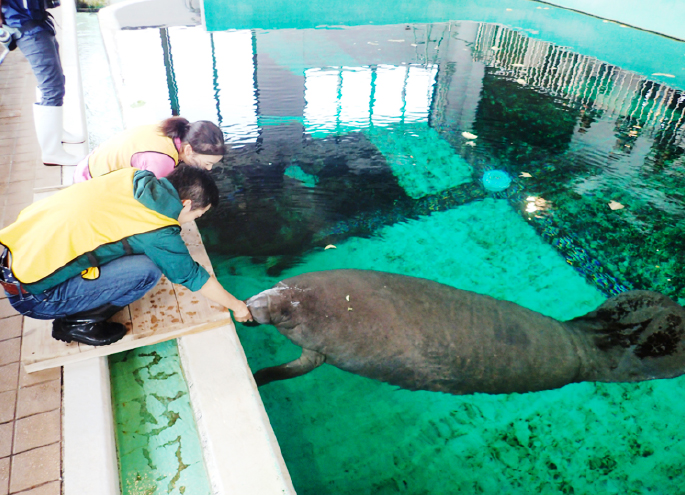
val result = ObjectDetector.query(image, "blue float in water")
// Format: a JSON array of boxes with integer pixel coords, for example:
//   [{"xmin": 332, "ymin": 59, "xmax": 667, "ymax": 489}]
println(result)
[{"xmin": 482, "ymin": 170, "xmax": 512, "ymax": 192}]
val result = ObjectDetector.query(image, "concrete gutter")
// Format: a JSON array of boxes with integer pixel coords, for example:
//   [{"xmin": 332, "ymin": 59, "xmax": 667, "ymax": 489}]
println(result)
[
  {"xmin": 47, "ymin": 0, "xmax": 120, "ymax": 493},
  {"xmin": 52, "ymin": 0, "xmax": 121, "ymax": 495}
]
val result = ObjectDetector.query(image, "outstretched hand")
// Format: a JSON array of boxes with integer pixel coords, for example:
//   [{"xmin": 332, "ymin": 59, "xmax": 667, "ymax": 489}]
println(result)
[
  {"xmin": 232, "ymin": 301, "xmax": 253, "ymax": 323},
  {"xmin": 199, "ymin": 276, "xmax": 253, "ymax": 323}
]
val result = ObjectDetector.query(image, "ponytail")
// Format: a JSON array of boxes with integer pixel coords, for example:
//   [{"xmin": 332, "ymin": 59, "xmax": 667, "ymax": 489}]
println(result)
[
  {"xmin": 160, "ymin": 116, "xmax": 191, "ymax": 141},
  {"xmin": 160, "ymin": 117, "xmax": 225, "ymax": 156}
]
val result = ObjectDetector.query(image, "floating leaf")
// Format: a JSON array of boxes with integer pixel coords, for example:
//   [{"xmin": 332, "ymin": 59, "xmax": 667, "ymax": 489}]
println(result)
[
  {"xmin": 325, "ymin": 244, "xmax": 337, "ymax": 250},
  {"xmin": 608, "ymin": 201, "xmax": 625, "ymax": 210},
  {"xmin": 520, "ymin": 172, "xmax": 532, "ymax": 178},
  {"xmin": 367, "ymin": 41, "xmax": 379, "ymax": 45},
  {"xmin": 511, "ymin": 63, "xmax": 525, "ymax": 67},
  {"xmin": 465, "ymin": 141, "xmax": 476, "ymax": 147},
  {"xmin": 652, "ymin": 73, "xmax": 675, "ymax": 78},
  {"xmin": 462, "ymin": 131, "xmax": 478, "ymax": 140},
  {"xmin": 388, "ymin": 39, "xmax": 405, "ymax": 42},
  {"xmin": 346, "ymin": 295, "xmax": 350, "ymax": 301},
  {"xmin": 516, "ymin": 78, "xmax": 527, "ymax": 85},
  {"xmin": 491, "ymin": 46, "xmax": 500, "ymax": 51}
]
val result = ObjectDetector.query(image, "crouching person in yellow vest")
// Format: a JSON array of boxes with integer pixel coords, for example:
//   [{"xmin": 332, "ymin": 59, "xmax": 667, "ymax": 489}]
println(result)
[{"xmin": 0, "ymin": 165, "xmax": 252, "ymax": 346}]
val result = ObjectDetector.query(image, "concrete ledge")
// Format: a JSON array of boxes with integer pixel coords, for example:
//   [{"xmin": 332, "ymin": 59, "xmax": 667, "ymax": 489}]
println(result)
[
  {"xmin": 178, "ymin": 327, "xmax": 297, "ymax": 495},
  {"xmin": 98, "ymin": 0, "xmax": 201, "ymax": 30},
  {"xmin": 63, "ymin": 358, "xmax": 120, "ymax": 495},
  {"xmin": 54, "ymin": 0, "xmax": 89, "ymax": 185}
]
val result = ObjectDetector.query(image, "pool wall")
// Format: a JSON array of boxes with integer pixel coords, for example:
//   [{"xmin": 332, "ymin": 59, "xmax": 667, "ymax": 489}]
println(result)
[
  {"xmin": 200, "ymin": 0, "xmax": 685, "ymax": 91},
  {"xmin": 540, "ymin": 0, "xmax": 684, "ymax": 40}
]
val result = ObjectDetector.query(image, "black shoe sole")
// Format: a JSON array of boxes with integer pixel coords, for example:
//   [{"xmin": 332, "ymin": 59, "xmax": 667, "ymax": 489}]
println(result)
[
  {"xmin": 52, "ymin": 331, "xmax": 127, "ymax": 346},
  {"xmin": 52, "ymin": 333, "xmax": 73, "ymax": 344},
  {"xmin": 52, "ymin": 323, "xmax": 128, "ymax": 347}
]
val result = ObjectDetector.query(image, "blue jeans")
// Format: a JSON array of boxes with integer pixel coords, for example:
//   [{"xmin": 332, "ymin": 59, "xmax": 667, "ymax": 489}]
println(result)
[
  {"xmin": 8, "ymin": 255, "xmax": 162, "ymax": 320},
  {"xmin": 16, "ymin": 28, "xmax": 65, "ymax": 106}
]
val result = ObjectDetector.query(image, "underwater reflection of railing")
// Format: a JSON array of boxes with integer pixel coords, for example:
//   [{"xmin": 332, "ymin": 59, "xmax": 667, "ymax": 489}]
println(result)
[
  {"xmin": 160, "ymin": 27, "xmax": 181, "ymax": 116},
  {"xmin": 472, "ymin": 22, "xmax": 685, "ymax": 141}
]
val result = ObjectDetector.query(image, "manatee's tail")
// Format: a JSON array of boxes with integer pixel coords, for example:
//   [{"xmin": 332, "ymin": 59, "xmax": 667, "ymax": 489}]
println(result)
[
  {"xmin": 568, "ymin": 290, "xmax": 685, "ymax": 383},
  {"xmin": 254, "ymin": 348, "xmax": 326, "ymax": 387}
]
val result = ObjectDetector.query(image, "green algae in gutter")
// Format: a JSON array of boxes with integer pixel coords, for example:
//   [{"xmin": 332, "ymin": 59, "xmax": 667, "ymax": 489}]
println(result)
[{"xmin": 109, "ymin": 340, "xmax": 212, "ymax": 495}]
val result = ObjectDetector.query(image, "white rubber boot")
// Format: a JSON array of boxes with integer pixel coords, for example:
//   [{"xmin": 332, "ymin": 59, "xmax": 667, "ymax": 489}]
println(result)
[
  {"xmin": 62, "ymin": 129, "xmax": 85, "ymax": 144},
  {"xmin": 33, "ymin": 104, "xmax": 83, "ymax": 166},
  {"xmin": 34, "ymin": 88, "xmax": 85, "ymax": 144}
]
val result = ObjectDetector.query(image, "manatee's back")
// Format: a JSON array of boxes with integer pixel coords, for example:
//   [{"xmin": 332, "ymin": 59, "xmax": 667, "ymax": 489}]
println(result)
[{"xmin": 278, "ymin": 269, "xmax": 582, "ymax": 395}]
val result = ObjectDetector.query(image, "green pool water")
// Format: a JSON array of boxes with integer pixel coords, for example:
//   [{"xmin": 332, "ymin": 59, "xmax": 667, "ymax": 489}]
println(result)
[
  {"xmin": 95, "ymin": 1, "xmax": 685, "ymax": 493},
  {"xmin": 213, "ymin": 200, "xmax": 684, "ymax": 494},
  {"xmin": 109, "ymin": 341, "xmax": 211, "ymax": 495}
]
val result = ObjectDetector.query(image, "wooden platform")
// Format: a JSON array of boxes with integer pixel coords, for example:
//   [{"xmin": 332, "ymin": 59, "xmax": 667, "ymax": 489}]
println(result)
[{"xmin": 21, "ymin": 221, "xmax": 233, "ymax": 373}]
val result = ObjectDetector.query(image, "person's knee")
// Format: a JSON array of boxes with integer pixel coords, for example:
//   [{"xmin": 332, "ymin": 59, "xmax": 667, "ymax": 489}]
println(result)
[
  {"xmin": 137, "ymin": 257, "xmax": 163, "ymax": 290},
  {"xmin": 36, "ymin": 66, "xmax": 65, "ymax": 106}
]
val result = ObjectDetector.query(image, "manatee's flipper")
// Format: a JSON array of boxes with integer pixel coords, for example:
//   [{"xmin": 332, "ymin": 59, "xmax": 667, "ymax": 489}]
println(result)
[
  {"xmin": 254, "ymin": 348, "xmax": 326, "ymax": 387},
  {"xmin": 570, "ymin": 290, "xmax": 685, "ymax": 382}
]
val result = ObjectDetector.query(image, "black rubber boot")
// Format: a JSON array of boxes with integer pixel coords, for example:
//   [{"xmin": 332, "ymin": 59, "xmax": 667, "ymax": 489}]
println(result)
[{"xmin": 52, "ymin": 303, "xmax": 127, "ymax": 346}]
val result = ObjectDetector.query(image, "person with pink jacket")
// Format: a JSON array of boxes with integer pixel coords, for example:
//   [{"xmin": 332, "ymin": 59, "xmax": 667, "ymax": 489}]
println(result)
[{"xmin": 74, "ymin": 116, "xmax": 225, "ymax": 182}]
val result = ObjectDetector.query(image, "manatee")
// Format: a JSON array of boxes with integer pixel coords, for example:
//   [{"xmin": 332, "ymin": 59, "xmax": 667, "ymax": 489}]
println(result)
[{"xmin": 245, "ymin": 269, "xmax": 685, "ymax": 395}]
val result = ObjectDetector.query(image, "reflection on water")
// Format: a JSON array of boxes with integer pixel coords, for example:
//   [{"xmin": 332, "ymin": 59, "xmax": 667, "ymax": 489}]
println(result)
[{"xmin": 109, "ymin": 18, "xmax": 685, "ymax": 494}]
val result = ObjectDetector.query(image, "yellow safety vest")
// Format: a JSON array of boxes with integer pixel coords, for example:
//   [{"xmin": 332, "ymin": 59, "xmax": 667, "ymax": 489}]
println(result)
[
  {"xmin": 88, "ymin": 124, "xmax": 179, "ymax": 179},
  {"xmin": 0, "ymin": 168, "xmax": 179, "ymax": 285}
]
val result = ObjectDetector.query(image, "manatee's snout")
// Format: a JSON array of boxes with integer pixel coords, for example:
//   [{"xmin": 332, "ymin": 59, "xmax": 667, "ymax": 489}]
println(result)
[{"xmin": 246, "ymin": 292, "xmax": 271, "ymax": 325}]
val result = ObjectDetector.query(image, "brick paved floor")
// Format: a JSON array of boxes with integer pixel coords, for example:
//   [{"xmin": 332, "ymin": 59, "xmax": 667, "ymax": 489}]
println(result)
[{"xmin": 0, "ymin": 48, "xmax": 63, "ymax": 495}]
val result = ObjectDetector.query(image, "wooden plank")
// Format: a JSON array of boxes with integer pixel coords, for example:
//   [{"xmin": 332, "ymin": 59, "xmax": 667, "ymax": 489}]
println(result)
[
  {"xmin": 21, "ymin": 317, "xmax": 81, "ymax": 366},
  {"xmin": 129, "ymin": 275, "xmax": 182, "ymax": 336},
  {"xmin": 33, "ymin": 184, "xmax": 71, "ymax": 194},
  {"xmin": 181, "ymin": 241, "xmax": 228, "ymax": 323},
  {"xmin": 21, "ymin": 220, "xmax": 235, "ymax": 373},
  {"xmin": 76, "ymin": 305, "xmax": 133, "ymax": 352},
  {"xmin": 180, "ymin": 221, "xmax": 204, "ymax": 248},
  {"xmin": 25, "ymin": 319, "xmax": 234, "ymax": 373},
  {"xmin": 33, "ymin": 184, "xmax": 72, "ymax": 203}
]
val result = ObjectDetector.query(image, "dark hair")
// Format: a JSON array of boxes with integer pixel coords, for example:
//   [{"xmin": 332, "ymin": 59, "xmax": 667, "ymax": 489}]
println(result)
[
  {"xmin": 160, "ymin": 117, "xmax": 226, "ymax": 156},
  {"xmin": 165, "ymin": 165, "xmax": 220, "ymax": 210}
]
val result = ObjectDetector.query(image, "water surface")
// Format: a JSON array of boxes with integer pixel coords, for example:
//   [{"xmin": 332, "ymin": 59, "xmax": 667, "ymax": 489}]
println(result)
[{"xmin": 107, "ymin": 15, "xmax": 685, "ymax": 494}]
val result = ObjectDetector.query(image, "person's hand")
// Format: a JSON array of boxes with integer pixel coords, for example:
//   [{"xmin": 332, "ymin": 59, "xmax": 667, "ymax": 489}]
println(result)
[{"xmin": 231, "ymin": 301, "xmax": 253, "ymax": 323}]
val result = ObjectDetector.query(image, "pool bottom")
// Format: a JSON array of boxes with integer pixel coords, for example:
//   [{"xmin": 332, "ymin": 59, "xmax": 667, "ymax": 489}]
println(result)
[{"xmin": 213, "ymin": 198, "xmax": 685, "ymax": 494}]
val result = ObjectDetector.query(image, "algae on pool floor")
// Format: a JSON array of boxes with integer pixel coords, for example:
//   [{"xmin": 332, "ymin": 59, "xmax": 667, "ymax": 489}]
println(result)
[{"xmin": 209, "ymin": 199, "xmax": 685, "ymax": 494}]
